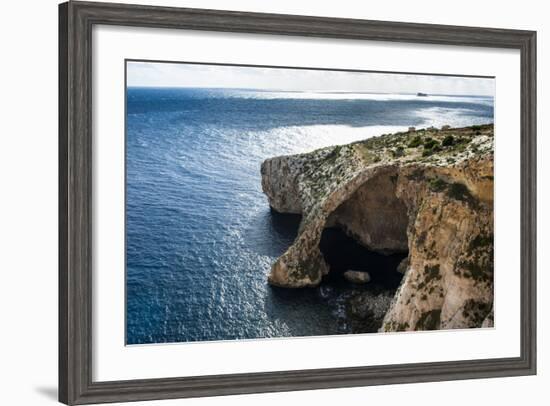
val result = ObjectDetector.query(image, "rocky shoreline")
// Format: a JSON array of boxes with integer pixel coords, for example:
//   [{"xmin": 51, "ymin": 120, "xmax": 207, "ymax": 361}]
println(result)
[{"xmin": 261, "ymin": 124, "xmax": 494, "ymax": 332}]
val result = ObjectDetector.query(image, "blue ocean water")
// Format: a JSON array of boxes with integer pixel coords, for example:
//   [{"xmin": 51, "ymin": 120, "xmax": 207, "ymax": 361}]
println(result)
[{"xmin": 125, "ymin": 87, "xmax": 494, "ymax": 345}]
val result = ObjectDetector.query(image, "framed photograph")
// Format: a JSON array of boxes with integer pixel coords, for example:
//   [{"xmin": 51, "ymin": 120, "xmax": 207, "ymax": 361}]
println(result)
[{"xmin": 59, "ymin": 1, "xmax": 536, "ymax": 404}]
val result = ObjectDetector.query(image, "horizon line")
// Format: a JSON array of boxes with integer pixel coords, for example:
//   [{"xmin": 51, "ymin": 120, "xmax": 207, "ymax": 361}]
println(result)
[{"xmin": 125, "ymin": 85, "xmax": 494, "ymax": 98}]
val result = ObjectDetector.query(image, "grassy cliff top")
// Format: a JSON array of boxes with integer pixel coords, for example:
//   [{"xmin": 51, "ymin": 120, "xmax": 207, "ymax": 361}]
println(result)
[
  {"xmin": 350, "ymin": 123, "xmax": 494, "ymax": 166},
  {"xmin": 270, "ymin": 124, "xmax": 494, "ymax": 214}
]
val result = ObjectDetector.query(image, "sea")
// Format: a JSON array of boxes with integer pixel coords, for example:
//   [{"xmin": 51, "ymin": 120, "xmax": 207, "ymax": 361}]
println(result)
[{"xmin": 125, "ymin": 87, "xmax": 494, "ymax": 345}]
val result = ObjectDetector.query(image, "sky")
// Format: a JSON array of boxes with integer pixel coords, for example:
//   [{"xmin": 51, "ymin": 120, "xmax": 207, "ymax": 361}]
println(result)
[{"xmin": 127, "ymin": 61, "xmax": 495, "ymax": 96}]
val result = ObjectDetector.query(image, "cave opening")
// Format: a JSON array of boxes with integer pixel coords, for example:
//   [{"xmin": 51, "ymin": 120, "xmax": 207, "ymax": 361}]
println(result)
[
  {"xmin": 319, "ymin": 227, "xmax": 407, "ymax": 289},
  {"xmin": 318, "ymin": 170, "xmax": 410, "ymax": 290}
]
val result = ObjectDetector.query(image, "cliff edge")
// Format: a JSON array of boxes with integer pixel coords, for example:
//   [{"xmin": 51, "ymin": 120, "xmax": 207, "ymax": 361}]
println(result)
[{"xmin": 261, "ymin": 124, "xmax": 494, "ymax": 331}]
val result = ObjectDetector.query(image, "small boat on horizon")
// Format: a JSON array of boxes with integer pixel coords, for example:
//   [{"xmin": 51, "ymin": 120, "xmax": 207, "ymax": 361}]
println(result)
[{"xmin": 417, "ymin": 92, "xmax": 428, "ymax": 97}]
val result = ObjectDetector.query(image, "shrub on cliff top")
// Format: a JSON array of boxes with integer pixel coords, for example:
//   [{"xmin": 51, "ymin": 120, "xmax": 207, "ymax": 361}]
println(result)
[
  {"xmin": 408, "ymin": 135, "xmax": 422, "ymax": 148},
  {"xmin": 323, "ymin": 145, "xmax": 341, "ymax": 164},
  {"xmin": 442, "ymin": 135, "xmax": 455, "ymax": 147},
  {"xmin": 391, "ymin": 146, "xmax": 405, "ymax": 158},
  {"xmin": 423, "ymin": 138, "xmax": 440, "ymax": 151}
]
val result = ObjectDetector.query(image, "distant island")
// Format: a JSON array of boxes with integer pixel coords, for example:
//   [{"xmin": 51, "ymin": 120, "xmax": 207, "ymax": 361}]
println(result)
[
  {"xmin": 261, "ymin": 124, "xmax": 494, "ymax": 332},
  {"xmin": 417, "ymin": 92, "xmax": 428, "ymax": 97}
]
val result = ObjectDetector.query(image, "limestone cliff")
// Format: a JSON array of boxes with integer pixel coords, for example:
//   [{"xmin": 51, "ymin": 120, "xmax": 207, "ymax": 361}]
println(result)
[{"xmin": 261, "ymin": 124, "xmax": 494, "ymax": 331}]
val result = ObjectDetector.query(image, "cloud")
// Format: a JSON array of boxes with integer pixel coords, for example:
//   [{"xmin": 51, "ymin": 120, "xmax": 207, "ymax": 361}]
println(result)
[{"xmin": 127, "ymin": 61, "xmax": 494, "ymax": 96}]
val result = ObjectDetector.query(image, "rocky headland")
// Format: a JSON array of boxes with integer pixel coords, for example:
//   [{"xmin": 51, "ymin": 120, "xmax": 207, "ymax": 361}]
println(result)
[{"xmin": 261, "ymin": 124, "xmax": 494, "ymax": 332}]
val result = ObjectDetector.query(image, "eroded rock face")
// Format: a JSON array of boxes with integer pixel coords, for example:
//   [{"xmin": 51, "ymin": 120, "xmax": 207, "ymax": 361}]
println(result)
[
  {"xmin": 261, "ymin": 125, "xmax": 494, "ymax": 331},
  {"xmin": 261, "ymin": 156, "xmax": 303, "ymax": 214},
  {"xmin": 327, "ymin": 170, "xmax": 409, "ymax": 254},
  {"xmin": 381, "ymin": 163, "xmax": 493, "ymax": 331}
]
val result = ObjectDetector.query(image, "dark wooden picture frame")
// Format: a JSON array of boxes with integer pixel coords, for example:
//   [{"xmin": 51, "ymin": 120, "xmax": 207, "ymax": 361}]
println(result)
[{"xmin": 59, "ymin": 1, "xmax": 537, "ymax": 404}]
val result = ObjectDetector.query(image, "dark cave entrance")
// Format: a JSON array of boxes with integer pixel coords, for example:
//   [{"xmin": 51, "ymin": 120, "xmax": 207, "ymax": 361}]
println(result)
[
  {"xmin": 318, "ymin": 170, "xmax": 410, "ymax": 290},
  {"xmin": 318, "ymin": 226, "xmax": 408, "ymax": 334},
  {"xmin": 319, "ymin": 227, "xmax": 407, "ymax": 289}
]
